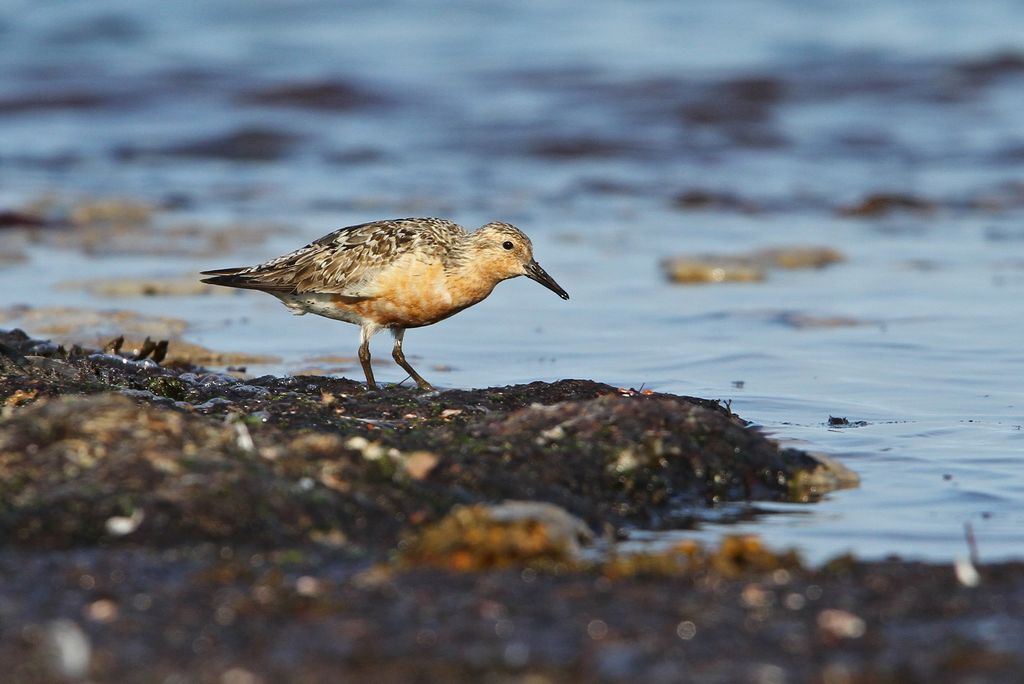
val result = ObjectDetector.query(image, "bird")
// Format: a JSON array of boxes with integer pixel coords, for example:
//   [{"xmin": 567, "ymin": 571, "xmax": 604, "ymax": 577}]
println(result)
[{"xmin": 200, "ymin": 217, "xmax": 569, "ymax": 391}]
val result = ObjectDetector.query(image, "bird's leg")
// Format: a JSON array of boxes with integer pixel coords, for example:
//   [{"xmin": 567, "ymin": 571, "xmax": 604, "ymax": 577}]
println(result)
[
  {"xmin": 358, "ymin": 326, "xmax": 377, "ymax": 389},
  {"xmin": 391, "ymin": 329, "xmax": 434, "ymax": 391}
]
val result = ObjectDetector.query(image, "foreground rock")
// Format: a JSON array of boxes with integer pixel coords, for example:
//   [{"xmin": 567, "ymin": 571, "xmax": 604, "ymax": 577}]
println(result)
[
  {"xmin": 0, "ymin": 328, "xmax": 854, "ymax": 550},
  {"xmin": 2, "ymin": 328, "xmax": 1019, "ymax": 683},
  {"xmin": 1, "ymin": 546, "xmax": 1021, "ymax": 684}
]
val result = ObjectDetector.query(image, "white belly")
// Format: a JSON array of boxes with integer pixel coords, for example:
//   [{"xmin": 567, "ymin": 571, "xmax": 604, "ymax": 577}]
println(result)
[{"xmin": 275, "ymin": 293, "xmax": 365, "ymax": 325}]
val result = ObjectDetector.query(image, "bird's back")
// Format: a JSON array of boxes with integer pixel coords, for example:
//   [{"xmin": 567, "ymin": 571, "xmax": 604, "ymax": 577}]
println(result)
[{"xmin": 201, "ymin": 217, "xmax": 467, "ymax": 297}]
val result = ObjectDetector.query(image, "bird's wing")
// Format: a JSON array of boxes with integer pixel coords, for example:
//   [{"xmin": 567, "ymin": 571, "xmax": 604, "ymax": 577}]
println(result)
[{"xmin": 213, "ymin": 218, "xmax": 461, "ymax": 297}]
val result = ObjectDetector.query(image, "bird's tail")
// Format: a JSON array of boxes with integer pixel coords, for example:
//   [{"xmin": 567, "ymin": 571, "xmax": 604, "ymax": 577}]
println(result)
[{"xmin": 200, "ymin": 267, "xmax": 266, "ymax": 291}]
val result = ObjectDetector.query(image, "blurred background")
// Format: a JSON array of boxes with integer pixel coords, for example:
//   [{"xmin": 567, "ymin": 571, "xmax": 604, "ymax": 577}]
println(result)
[{"xmin": 1, "ymin": 0, "xmax": 1022, "ymax": 562}]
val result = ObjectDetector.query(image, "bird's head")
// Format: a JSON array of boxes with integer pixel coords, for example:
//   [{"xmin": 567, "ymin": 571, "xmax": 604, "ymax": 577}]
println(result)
[{"xmin": 471, "ymin": 222, "xmax": 569, "ymax": 300}]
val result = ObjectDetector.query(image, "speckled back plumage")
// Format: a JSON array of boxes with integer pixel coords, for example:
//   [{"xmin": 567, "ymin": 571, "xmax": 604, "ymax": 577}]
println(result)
[
  {"xmin": 204, "ymin": 218, "xmax": 469, "ymax": 297},
  {"xmin": 200, "ymin": 216, "xmax": 568, "ymax": 390}
]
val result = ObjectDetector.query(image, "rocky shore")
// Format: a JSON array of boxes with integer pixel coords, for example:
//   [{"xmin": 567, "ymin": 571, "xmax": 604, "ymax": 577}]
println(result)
[{"xmin": 1, "ymin": 328, "xmax": 1020, "ymax": 683}]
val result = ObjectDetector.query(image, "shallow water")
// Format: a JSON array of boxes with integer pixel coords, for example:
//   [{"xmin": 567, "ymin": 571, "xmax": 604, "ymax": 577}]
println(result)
[{"xmin": 2, "ymin": 0, "xmax": 1023, "ymax": 563}]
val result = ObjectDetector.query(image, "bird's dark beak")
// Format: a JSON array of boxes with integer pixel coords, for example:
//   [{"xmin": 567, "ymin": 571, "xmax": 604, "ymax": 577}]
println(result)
[{"xmin": 524, "ymin": 259, "xmax": 569, "ymax": 300}]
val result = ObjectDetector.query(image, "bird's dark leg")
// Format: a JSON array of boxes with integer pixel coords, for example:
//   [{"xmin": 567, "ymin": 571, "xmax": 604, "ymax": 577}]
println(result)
[
  {"xmin": 358, "ymin": 326, "xmax": 377, "ymax": 389},
  {"xmin": 391, "ymin": 329, "xmax": 434, "ymax": 391}
]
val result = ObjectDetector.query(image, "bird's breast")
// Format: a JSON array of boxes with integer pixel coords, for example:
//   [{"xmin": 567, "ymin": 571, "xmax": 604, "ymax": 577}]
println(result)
[{"xmin": 323, "ymin": 257, "xmax": 497, "ymax": 328}]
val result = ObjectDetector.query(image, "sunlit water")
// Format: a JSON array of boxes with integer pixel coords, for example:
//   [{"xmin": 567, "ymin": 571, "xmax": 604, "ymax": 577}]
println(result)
[{"xmin": 2, "ymin": 0, "xmax": 1022, "ymax": 563}]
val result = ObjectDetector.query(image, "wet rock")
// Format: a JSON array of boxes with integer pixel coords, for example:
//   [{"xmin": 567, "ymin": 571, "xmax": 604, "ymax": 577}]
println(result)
[
  {"xmin": 755, "ymin": 247, "xmax": 844, "ymax": 270},
  {"xmin": 662, "ymin": 257, "xmax": 766, "ymax": 284},
  {"xmin": 426, "ymin": 392, "xmax": 847, "ymax": 528},
  {"xmin": 0, "ymin": 335, "xmax": 31, "ymax": 371},
  {"xmin": 141, "ymin": 127, "xmax": 304, "ymax": 162},
  {"xmin": 788, "ymin": 454, "xmax": 859, "ymax": 502},
  {"xmin": 0, "ymin": 330, "xmax": 853, "ymax": 550},
  {"xmin": 575, "ymin": 178, "xmax": 644, "ymax": 196},
  {"xmin": 0, "ymin": 330, "xmax": 1018, "ymax": 683},
  {"xmin": 673, "ymin": 189, "xmax": 759, "ymax": 213},
  {"xmin": 662, "ymin": 247, "xmax": 844, "ymax": 285},
  {"xmin": 238, "ymin": 80, "xmax": 385, "ymax": 110},
  {"xmin": 0, "ymin": 394, "xmax": 368, "ymax": 547},
  {"xmin": 146, "ymin": 376, "xmax": 188, "ymax": 401},
  {"xmin": 722, "ymin": 75, "xmax": 787, "ymax": 102},
  {"xmin": 837, "ymin": 193, "xmax": 935, "ymax": 217},
  {"xmin": 952, "ymin": 51, "xmax": 1024, "ymax": 85},
  {"xmin": 529, "ymin": 137, "xmax": 640, "ymax": 159},
  {"xmin": 677, "ymin": 76, "xmax": 788, "ymax": 148},
  {"xmin": 679, "ymin": 76, "xmax": 785, "ymax": 126},
  {"xmin": 0, "ymin": 210, "xmax": 47, "ymax": 228},
  {"xmin": 827, "ymin": 416, "xmax": 869, "ymax": 428}
]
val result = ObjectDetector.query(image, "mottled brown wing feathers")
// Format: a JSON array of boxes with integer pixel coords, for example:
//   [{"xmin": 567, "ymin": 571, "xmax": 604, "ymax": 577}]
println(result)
[{"xmin": 201, "ymin": 218, "xmax": 465, "ymax": 296}]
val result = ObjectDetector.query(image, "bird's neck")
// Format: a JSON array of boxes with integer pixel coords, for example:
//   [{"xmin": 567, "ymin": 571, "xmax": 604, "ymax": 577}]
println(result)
[{"xmin": 444, "ymin": 249, "xmax": 508, "ymax": 307}]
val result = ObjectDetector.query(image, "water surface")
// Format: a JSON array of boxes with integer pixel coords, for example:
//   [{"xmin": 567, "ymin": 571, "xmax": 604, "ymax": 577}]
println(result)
[{"xmin": 2, "ymin": 0, "xmax": 1022, "ymax": 563}]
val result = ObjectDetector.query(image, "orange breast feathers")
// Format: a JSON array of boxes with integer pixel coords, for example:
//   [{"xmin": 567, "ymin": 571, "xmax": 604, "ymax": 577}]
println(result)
[{"xmin": 331, "ymin": 257, "xmax": 498, "ymax": 328}]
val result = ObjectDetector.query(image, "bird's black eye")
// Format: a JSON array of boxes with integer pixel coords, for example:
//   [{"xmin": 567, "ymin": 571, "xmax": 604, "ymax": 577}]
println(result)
[{"xmin": 502, "ymin": 240, "xmax": 514, "ymax": 250}]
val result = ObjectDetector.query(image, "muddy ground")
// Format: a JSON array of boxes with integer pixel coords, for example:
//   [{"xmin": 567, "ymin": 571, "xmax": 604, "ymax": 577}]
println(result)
[{"xmin": 0, "ymin": 328, "xmax": 1020, "ymax": 683}]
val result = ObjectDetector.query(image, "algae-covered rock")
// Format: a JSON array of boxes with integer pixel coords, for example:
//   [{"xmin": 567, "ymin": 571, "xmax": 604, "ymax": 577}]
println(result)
[
  {"xmin": 661, "ymin": 257, "xmax": 766, "ymax": 284},
  {"xmin": 2, "ymin": 332, "xmax": 1015, "ymax": 684},
  {"xmin": 789, "ymin": 453, "xmax": 860, "ymax": 502},
  {"xmin": 427, "ymin": 394, "xmax": 840, "ymax": 531},
  {"xmin": 662, "ymin": 246, "xmax": 844, "ymax": 285},
  {"xmin": 0, "ymin": 329, "xmax": 856, "ymax": 551},
  {"xmin": 0, "ymin": 394, "xmax": 369, "ymax": 547},
  {"xmin": 400, "ymin": 501, "xmax": 593, "ymax": 571}
]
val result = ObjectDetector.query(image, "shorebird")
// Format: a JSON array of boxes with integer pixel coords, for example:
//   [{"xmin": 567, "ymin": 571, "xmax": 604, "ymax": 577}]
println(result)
[{"xmin": 201, "ymin": 217, "xmax": 569, "ymax": 390}]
